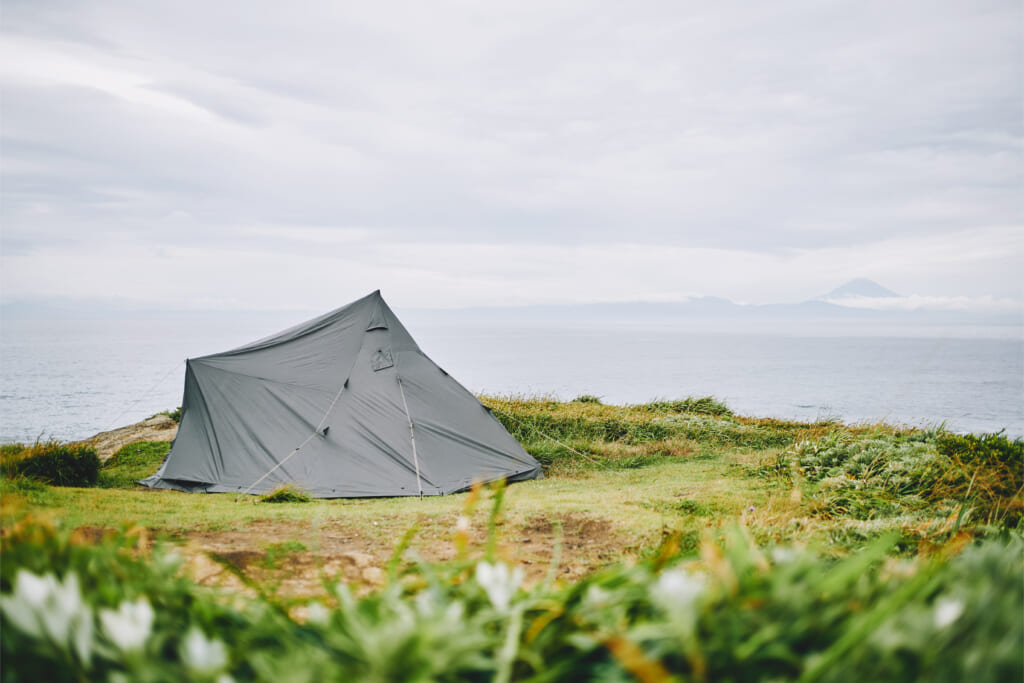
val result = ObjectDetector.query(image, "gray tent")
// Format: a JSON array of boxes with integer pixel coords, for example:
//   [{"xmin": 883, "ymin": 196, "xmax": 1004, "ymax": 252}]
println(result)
[{"xmin": 141, "ymin": 291, "xmax": 542, "ymax": 497}]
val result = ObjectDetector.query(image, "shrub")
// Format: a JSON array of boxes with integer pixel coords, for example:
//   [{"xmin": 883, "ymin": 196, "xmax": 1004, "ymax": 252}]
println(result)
[
  {"xmin": 259, "ymin": 483, "xmax": 312, "ymax": 503},
  {"xmin": 640, "ymin": 396, "xmax": 733, "ymax": 417},
  {"xmin": 932, "ymin": 432, "xmax": 1024, "ymax": 527},
  {"xmin": 149, "ymin": 407, "xmax": 182, "ymax": 423},
  {"xmin": 571, "ymin": 394, "xmax": 603, "ymax": 404},
  {"xmin": 773, "ymin": 429, "xmax": 1024, "ymax": 530},
  {"xmin": 1, "ymin": 441, "xmax": 100, "ymax": 487},
  {"xmin": 1, "ymin": 443, "xmax": 28, "ymax": 459}
]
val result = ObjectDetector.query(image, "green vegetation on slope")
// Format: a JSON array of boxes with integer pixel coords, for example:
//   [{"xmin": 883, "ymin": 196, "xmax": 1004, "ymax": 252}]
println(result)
[{"xmin": 2, "ymin": 396, "xmax": 1022, "ymax": 680}]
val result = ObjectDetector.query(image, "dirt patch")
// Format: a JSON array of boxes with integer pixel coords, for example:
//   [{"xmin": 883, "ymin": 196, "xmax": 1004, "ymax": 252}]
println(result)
[
  {"xmin": 174, "ymin": 512, "xmax": 630, "ymax": 599},
  {"xmin": 512, "ymin": 514, "xmax": 622, "ymax": 581},
  {"xmin": 87, "ymin": 415, "xmax": 178, "ymax": 460}
]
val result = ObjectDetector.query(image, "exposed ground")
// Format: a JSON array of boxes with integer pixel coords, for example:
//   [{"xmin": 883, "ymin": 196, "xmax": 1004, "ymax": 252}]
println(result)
[
  {"xmin": 171, "ymin": 511, "xmax": 622, "ymax": 599},
  {"xmin": 87, "ymin": 415, "xmax": 177, "ymax": 460}
]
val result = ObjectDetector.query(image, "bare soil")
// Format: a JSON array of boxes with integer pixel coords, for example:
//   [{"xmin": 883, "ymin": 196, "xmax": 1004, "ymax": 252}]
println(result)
[
  {"xmin": 175, "ymin": 512, "xmax": 630, "ymax": 600},
  {"xmin": 88, "ymin": 415, "xmax": 178, "ymax": 460}
]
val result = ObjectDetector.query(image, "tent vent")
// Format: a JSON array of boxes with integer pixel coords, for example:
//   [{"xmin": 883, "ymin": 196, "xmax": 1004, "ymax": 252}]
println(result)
[
  {"xmin": 371, "ymin": 348, "xmax": 394, "ymax": 371},
  {"xmin": 366, "ymin": 301, "xmax": 389, "ymax": 330}
]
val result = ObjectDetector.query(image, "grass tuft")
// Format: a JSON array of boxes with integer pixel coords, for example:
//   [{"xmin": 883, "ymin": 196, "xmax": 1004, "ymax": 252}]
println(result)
[
  {"xmin": 1, "ymin": 441, "xmax": 100, "ymax": 487},
  {"xmin": 259, "ymin": 483, "xmax": 313, "ymax": 503}
]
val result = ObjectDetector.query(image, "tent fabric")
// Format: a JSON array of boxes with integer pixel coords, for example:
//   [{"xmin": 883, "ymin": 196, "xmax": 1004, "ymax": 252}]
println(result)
[{"xmin": 141, "ymin": 291, "xmax": 542, "ymax": 497}]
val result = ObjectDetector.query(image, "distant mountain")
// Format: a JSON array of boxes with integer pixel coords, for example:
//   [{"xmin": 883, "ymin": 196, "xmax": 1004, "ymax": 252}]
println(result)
[
  {"xmin": 397, "ymin": 281, "xmax": 1019, "ymax": 329},
  {"xmin": 6, "ymin": 280, "xmax": 1019, "ymax": 331},
  {"xmin": 823, "ymin": 279, "xmax": 899, "ymax": 299}
]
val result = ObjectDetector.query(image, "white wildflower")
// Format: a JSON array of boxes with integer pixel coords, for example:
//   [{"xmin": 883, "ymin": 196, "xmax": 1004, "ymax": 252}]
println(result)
[
  {"xmin": 0, "ymin": 570, "xmax": 93, "ymax": 665},
  {"xmin": 582, "ymin": 585, "xmax": 612, "ymax": 609},
  {"xmin": 99, "ymin": 598, "xmax": 154, "ymax": 652},
  {"xmin": 15, "ymin": 570, "xmax": 56, "ymax": 608},
  {"xmin": 181, "ymin": 627, "xmax": 229, "ymax": 674},
  {"xmin": 770, "ymin": 547, "xmax": 798, "ymax": 565},
  {"xmin": 652, "ymin": 568, "xmax": 706, "ymax": 613},
  {"xmin": 305, "ymin": 601, "xmax": 330, "ymax": 625},
  {"xmin": 475, "ymin": 561, "xmax": 524, "ymax": 613},
  {"xmin": 933, "ymin": 597, "xmax": 965, "ymax": 629},
  {"xmin": 0, "ymin": 571, "xmax": 53, "ymax": 638},
  {"xmin": 444, "ymin": 599, "xmax": 465, "ymax": 624}
]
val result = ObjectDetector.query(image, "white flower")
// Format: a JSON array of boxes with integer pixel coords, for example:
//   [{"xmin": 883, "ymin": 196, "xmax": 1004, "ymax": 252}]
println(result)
[
  {"xmin": 933, "ymin": 597, "xmax": 965, "ymax": 629},
  {"xmin": 0, "ymin": 571, "xmax": 52, "ymax": 638},
  {"xmin": 14, "ymin": 570, "xmax": 56, "ymax": 608},
  {"xmin": 181, "ymin": 627, "xmax": 229, "ymax": 674},
  {"xmin": 305, "ymin": 601, "xmax": 330, "ymax": 625},
  {"xmin": 475, "ymin": 561, "xmax": 524, "ymax": 613},
  {"xmin": 652, "ymin": 568, "xmax": 706, "ymax": 613},
  {"xmin": 582, "ymin": 585, "xmax": 612, "ymax": 609},
  {"xmin": 770, "ymin": 547, "xmax": 798, "ymax": 565},
  {"xmin": 0, "ymin": 570, "xmax": 93, "ymax": 665},
  {"xmin": 99, "ymin": 598, "xmax": 154, "ymax": 652}
]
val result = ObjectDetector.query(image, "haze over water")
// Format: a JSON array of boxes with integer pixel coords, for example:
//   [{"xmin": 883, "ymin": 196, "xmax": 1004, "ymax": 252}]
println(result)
[{"xmin": 1, "ymin": 314, "xmax": 1020, "ymax": 444}]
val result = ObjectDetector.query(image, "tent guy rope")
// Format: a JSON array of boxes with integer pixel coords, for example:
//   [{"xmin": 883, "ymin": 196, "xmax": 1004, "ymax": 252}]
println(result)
[
  {"xmin": 234, "ymin": 378, "xmax": 350, "ymax": 501},
  {"xmin": 397, "ymin": 376, "xmax": 425, "ymax": 497}
]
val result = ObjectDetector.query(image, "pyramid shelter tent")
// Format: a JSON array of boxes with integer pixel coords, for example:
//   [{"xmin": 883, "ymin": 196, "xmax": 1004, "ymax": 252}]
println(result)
[{"xmin": 142, "ymin": 291, "xmax": 542, "ymax": 497}]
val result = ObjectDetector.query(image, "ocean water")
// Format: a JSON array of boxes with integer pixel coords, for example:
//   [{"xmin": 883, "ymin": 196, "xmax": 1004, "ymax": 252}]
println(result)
[{"xmin": 1, "ymin": 314, "xmax": 1021, "ymax": 443}]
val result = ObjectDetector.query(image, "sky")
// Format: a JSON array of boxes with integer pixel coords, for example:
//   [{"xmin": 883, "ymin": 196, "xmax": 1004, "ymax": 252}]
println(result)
[{"xmin": 1, "ymin": 1, "xmax": 1021, "ymax": 311}]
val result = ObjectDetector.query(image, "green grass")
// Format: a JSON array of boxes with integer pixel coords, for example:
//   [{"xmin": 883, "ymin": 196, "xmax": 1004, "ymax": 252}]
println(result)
[
  {"xmin": 260, "ymin": 483, "xmax": 314, "ymax": 503},
  {"xmin": 2, "ymin": 395, "xmax": 1022, "ymax": 680},
  {"xmin": 263, "ymin": 540, "xmax": 308, "ymax": 569},
  {"xmin": 97, "ymin": 441, "xmax": 170, "ymax": 489},
  {"xmin": 5, "ymin": 397, "xmax": 1018, "ymax": 559}
]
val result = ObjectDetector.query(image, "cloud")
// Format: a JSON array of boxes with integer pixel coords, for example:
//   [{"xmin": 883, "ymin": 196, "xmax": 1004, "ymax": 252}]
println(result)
[
  {"xmin": 0, "ymin": 1, "xmax": 1020, "ymax": 307},
  {"xmin": 824, "ymin": 295, "xmax": 1023, "ymax": 314}
]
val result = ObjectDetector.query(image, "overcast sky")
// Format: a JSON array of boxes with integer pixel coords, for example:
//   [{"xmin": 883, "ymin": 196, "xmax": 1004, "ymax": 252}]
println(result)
[{"xmin": 1, "ymin": 1, "xmax": 1020, "ymax": 311}]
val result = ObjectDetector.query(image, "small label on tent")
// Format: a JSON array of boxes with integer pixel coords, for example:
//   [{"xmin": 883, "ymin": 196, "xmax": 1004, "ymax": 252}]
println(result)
[{"xmin": 371, "ymin": 348, "xmax": 394, "ymax": 371}]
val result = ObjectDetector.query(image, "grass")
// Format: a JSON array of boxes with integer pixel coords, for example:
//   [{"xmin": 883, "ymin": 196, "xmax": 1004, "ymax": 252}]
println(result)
[
  {"xmin": 260, "ymin": 483, "xmax": 314, "ymax": 503},
  {"xmin": 2, "ymin": 395, "xmax": 1021, "ymax": 680},
  {"xmin": 97, "ymin": 441, "xmax": 170, "ymax": 489},
  {"xmin": 5, "ymin": 396, "xmax": 1016, "ymax": 563}
]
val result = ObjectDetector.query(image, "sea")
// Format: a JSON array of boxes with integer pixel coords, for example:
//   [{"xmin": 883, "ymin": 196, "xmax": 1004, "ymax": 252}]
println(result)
[{"xmin": 1, "ymin": 312, "xmax": 1021, "ymax": 444}]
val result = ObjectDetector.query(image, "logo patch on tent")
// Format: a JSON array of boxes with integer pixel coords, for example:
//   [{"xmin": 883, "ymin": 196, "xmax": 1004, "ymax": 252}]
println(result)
[{"xmin": 371, "ymin": 348, "xmax": 394, "ymax": 371}]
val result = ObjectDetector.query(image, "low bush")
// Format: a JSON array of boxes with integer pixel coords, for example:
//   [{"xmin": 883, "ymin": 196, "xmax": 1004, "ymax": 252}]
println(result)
[
  {"xmin": 932, "ymin": 432, "xmax": 1023, "ymax": 527},
  {"xmin": 483, "ymin": 395, "xmax": 813, "ymax": 466},
  {"xmin": 259, "ymin": 483, "xmax": 312, "ymax": 503},
  {"xmin": 1, "ymin": 441, "xmax": 100, "ymax": 488},
  {"xmin": 149, "ymin": 406, "xmax": 182, "ymax": 423},
  {"xmin": 768, "ymin": 429, "xmax": 1023, "ymax": 530},
  {"xmin": 1, "ymin": 517, "xmax": 1021, "ymax": 682},
  {"xmin": 639, "ymin": 396, "xmax": 733, "ymax": 417}
]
